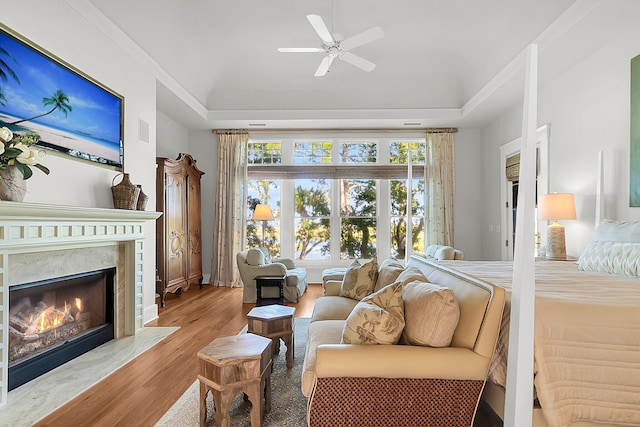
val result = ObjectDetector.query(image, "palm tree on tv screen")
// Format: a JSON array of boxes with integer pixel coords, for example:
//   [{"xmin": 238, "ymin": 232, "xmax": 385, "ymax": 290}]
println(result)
[
  {"xmin": 0, "ymin": 46, "xmax": 20, "ymax": 107},
  {"xmin": 10, "ymin": 89, "xmax": 72, "ymax": 125}
]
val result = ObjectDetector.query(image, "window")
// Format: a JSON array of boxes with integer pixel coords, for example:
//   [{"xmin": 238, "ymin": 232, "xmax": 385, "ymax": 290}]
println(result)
[
  {"xmin": 246, "ymin": 135, "xmax": 426, "ymax": 263},
  {"xmin": 294, "ymin": 178, "xmax": 331, "ymax": 260}
]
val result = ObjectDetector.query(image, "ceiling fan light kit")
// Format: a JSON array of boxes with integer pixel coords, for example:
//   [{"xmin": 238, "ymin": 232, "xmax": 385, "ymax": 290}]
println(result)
[{"xmin": 278, "ymin": 13, "xmax": 384, "ymax": 77}]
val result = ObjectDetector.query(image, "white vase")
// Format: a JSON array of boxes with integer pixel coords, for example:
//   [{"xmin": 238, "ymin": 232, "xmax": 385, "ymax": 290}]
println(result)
[{"xmin": 0, "ymin": 166, "xmax": 27, "ymax": 202}]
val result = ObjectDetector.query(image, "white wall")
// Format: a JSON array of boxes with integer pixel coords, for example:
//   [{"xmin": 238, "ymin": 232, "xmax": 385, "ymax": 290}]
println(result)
[
  {"xmin": 156, "ymin": 111, "xmax": 189, "ymax": 158},
  {"xmin": 453, "ymin": 127, "xmax": 485, "ymax": 260},
  {"xmin": 4, "ymin": 1, "xmax": 159, "ymax": 323},
  {"xmin": 188, "ymin": 130, "xmax": 218, "ymax": 283},
  {"xmin": 479, "ymin": 23, "xmax": 640, "ymax": 260}
]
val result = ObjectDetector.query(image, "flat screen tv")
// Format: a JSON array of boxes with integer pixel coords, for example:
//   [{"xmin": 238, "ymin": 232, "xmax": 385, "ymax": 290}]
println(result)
[{"xmin": 0, "ymin": 25, "xmax": 124, "ymax": 169}]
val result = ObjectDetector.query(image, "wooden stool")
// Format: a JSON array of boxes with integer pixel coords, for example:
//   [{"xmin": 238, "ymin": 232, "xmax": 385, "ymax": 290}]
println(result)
[
  {"xmin": 197, "ymin": 333, "xmax": 272, "ymax": 427},
  {"xmin": 247, "ymin": 304, "xmax": 295, "ymax": 369}
]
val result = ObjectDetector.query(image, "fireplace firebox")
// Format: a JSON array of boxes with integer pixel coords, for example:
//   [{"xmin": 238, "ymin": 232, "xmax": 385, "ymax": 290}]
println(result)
[{"xmin": 8, "ymin": 268, "xmax": 115, "ymax": 391}]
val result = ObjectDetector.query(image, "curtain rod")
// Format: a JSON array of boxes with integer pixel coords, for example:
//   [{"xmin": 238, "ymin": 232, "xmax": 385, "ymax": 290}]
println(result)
[{"xmin": 213, "ymin": 128, "xmax": 458, "ymax": 135}]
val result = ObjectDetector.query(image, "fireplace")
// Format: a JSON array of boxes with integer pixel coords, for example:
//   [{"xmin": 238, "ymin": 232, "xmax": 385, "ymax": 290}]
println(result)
[
  {"xmin": 8, "ymin": 268, "xmax": 115, "ymax": 390},
  {"xmin": 0, "ymin": 202, "xmax": 161, "ymax": 409}
]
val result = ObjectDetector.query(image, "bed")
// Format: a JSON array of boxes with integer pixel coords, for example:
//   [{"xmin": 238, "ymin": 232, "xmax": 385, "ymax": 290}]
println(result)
[{"xmin": 438, "ymin": 220, "xmax": 640, "ymax": 427}]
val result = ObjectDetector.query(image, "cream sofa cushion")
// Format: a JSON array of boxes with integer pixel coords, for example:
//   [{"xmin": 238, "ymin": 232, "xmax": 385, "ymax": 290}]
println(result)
[
  {"xmin": 374, "ymin": 258, "xmax": 405, "ymax": 292},
  {"xmin": 301, "ymin": 319, "xmax": 345, "ymax": 397},
  {"xmin": 341, "ymin": 281, "xmax": 405, "ymax": 345},
  {"xmin": 401, "ymin": 280, "xmax": 460, "ymax": 347},
  {"xmin": 339, "ymin": 258, "xmax": 378, "ymax": 300},
  {"xmin": 311, "ymin": 296, "xmax": 359, "ymax": 322}
]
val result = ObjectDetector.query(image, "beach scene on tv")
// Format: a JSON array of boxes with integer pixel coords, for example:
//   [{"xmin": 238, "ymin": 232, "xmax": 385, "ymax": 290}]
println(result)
[{"xmin": 0, "ymin": 29, "xmax": 122, "ymax": 168}]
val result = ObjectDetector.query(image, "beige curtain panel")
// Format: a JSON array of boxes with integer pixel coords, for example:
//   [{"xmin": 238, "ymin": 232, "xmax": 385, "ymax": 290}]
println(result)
[
  {"xmin": 425, "ymin": 132, "xmax": 455, "ymax": 247},
  {"xmin": 211, "ymin": 131, "xmax": 249, "ymax": 287}
]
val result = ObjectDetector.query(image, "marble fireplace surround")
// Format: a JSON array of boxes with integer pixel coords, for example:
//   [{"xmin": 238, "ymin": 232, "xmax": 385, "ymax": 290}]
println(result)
[{"xmin": 0, "ymin": 202, "xmax": 170, "ymax": 421}]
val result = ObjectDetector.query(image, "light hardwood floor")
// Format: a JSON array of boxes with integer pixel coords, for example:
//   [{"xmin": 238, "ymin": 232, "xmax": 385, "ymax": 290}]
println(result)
[{"xmin": 35, "ymin": 283, "xmax": 324, "ymax": 427}]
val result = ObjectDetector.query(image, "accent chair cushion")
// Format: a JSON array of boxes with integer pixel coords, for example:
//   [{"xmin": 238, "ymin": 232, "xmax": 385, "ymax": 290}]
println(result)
[
  {"xmin": 341, "ymin": 281, "xmax": 405, "ymax": 345},
  {"xmin": 578, "ymin": 220, "xmax": 640, "ymax": 277},
  {"xmin": 426, "ymin": 244, "xmax": 456, "ymax": 260},
  {"xmin": 246, "ymin": 248, "xmax": 265, "ymax": 266},
  {"xmin": 401, "ymin": 280, "xmax": 460, "ymax": 347},
  {"xmin": 339, "ymin": 258, "xmax": 378, "ymax": 300}
]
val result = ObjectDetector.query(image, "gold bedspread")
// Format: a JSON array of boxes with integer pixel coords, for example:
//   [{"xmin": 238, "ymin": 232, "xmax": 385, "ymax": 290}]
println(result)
[{"xmin": 438, "ymin": 260, "xmax": 640, "ymax": 427}]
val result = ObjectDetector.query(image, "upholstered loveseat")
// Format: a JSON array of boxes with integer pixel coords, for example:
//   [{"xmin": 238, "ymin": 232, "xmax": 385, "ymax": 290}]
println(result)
[
  {"xmin": 302, "ymin": 254, "xmax": 505, "ymax": 426},
  {"xmin": 237, "ymin": 247, "xmax": 307, "ymax": 303}
]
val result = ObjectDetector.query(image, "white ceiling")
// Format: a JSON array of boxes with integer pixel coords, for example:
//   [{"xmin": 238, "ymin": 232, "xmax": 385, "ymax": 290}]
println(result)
[{"xmin": 82, "ymin": 0, "xmax": 635, "ymax": 130}]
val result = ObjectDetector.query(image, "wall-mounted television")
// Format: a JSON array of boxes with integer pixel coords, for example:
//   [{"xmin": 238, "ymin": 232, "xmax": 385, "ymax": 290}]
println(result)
[{"xmin": 0, "ymin": 24, "xmax": 123, "ymax": 169}]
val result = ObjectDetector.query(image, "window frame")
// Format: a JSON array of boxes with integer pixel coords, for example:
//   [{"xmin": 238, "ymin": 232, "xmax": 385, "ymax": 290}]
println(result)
[{"xmin": 246, "ymin": 133, "xmax": 426, "ymax": 266}]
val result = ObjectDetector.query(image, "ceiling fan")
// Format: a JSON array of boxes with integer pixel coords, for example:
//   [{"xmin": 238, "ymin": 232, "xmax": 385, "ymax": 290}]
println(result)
[{"xmin": 278, "ymin": 14, "xmax": 384, "ymax": 77}]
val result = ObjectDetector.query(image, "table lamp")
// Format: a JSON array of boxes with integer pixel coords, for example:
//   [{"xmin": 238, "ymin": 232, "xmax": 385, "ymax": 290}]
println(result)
[
  {"xmin": 537, "ymin": 193, "xmax": 576, "ymax": 260},
  {"xmin": 252, "ymin": 204, "xmax": 274, "ymax": 246}
]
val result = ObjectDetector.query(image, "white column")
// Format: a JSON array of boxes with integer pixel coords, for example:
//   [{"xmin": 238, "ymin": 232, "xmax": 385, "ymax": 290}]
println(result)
[
  {"xmin": 595, "ymin": 151, "xmax": 604, "ymax": 227},
  {"xmin": 504, "ymin": 43, "xmax": 538, "ymax": 427}
]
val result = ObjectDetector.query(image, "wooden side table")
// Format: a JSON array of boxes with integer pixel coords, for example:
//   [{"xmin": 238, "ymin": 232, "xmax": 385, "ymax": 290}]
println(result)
[
  {"xmin": 197, "ymin": 333, "xmax": 272, "ymax": 427},
  {"xmin": 247, "ymin": 304, "xmax": 296, "ymax": 369},
  {"xmin": 255, "ymin": 275, "xmax": 286, "ymax": 306}
]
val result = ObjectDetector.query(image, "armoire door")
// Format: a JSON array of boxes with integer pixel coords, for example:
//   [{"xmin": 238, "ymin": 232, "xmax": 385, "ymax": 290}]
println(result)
[{"xmin": 165, "ymin": 168, "xmax": 189, "ymax": 288}]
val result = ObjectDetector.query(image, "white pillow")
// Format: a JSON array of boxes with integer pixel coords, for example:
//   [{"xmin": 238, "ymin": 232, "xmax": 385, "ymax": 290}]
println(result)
[
  {"xmin": 246, "ymin": 248, "xmax": 265, "ymax": 266},
  {"xmin": 578, "ymin": 220, "xmax": 640, "ymax": 277}
]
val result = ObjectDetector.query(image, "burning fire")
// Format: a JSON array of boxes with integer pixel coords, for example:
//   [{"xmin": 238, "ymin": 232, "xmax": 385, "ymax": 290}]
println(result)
[{"xmin": 24, "ymin": 298, "xmax": 84, "ymax": 336}]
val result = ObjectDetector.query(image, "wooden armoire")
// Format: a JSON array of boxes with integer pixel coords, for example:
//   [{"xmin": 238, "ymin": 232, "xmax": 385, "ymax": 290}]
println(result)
[{"xmin": 156, "ymin": 153, "xmax": 205, "ymax": 307}]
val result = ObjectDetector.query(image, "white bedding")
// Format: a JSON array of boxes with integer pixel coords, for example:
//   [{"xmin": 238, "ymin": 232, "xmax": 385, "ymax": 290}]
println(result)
[{"xmin": 439, "ymin": 260, "xmax": 640, "ymax": 427}]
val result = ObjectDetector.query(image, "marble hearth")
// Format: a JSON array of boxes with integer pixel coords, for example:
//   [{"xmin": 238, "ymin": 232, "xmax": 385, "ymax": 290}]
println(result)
[{"xmin": 0, "ymin": 202, "xmax": 163, "ymax": 411}]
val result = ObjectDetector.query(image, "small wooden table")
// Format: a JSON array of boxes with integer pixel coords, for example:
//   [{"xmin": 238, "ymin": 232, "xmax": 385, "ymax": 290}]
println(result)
[
  {"xmin": 255, "ymin": 275, "xmax": 286, "ymax": 306},
  {"xmin": 247, "ymin": 304, "xmax": 296, "ymax": 369},
  {"xmin": 197, "ymin": 333, "xmax": 272, "ymax": 427}
]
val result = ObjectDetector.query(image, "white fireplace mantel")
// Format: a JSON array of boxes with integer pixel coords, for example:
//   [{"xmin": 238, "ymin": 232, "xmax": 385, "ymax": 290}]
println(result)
[{"xmin": 0, "ymin": 201, "xmax": 161, "ymax": 407}]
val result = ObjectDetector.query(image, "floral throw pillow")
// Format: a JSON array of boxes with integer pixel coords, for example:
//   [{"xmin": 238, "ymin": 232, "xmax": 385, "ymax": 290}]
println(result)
[
  {"xmin": 339, "ymin": 258, "xmax": 378, "ymax": 300},
  {"xmin": 341, "ymin": 281, "xmax": 405, "ymax": 345}
]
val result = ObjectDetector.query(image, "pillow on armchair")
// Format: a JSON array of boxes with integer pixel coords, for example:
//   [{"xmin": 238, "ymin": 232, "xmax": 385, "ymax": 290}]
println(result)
[{"xmin": 246, "ymin": 248, "xmax": 265, "ymax": 266}]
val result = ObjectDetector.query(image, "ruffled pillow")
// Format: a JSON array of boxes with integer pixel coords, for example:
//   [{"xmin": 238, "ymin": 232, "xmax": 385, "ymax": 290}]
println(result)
[{"xmin": 577, "ymin": 220, "xmax": 640, "ymax": 277}]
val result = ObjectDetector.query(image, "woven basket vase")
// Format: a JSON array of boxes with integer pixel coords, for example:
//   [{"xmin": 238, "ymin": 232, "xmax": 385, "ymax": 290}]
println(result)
[
  {"xmin": 136, "ymin": 185, "xmax": 149, "ymax": 210},
  {"xmin": 112, "ymin": 173, "xmax": 140, "ymax": 210}
]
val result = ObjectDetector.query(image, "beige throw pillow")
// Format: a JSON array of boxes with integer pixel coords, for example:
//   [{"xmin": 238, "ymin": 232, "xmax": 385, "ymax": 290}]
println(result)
[
  {"xmin": 342, "ymin": 281, "xmax": 405, "ymax": 345},
  {"xmin": 401, "ymin": 280, "xmax": 460, "ymax": 347},
  {"xmin": 374, "ymin": 258, "xmax": 405, "ymax": 292},
  {"xmin": 394, "ymin": 266, "xmax": 429, "ymax": 286},
  {"xmin": 340, "ymin": 258, "xmax": 378, "ymax": 300}
]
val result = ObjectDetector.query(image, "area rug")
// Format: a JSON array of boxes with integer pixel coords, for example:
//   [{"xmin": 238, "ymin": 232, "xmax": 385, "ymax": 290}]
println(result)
[{"xmin": 156, "ymin": 318, "xmax": 309, "ymax": 427}]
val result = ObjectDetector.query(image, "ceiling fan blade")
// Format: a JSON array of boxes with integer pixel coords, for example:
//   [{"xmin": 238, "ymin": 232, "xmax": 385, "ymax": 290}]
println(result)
[
  {"xmin": 306, "ymin": 14, "xmax": 334, "ymax": 45},
  {"xmin": 278, "ymin": 47, "xmax": 325, "ymax": 53},
  {"xmin": 341, "ymin": 26, "xmax": 384, "ymax": 50},
  {"xmin": 339, "ymin": 52, "xmax": 376, "ymax": 72},
  {"xmin": 314, "ymin": 55, "xmax": 335, "ymax": 77}
]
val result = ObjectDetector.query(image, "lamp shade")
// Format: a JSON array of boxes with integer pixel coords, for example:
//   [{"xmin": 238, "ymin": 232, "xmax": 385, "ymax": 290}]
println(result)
[
  {"xmin": 252, "ymin": 204, "xmax": 274, "ymax": 221},
  {"xmin": 538, "ymin": 193, "xmax": 576, "ymax": 221}
]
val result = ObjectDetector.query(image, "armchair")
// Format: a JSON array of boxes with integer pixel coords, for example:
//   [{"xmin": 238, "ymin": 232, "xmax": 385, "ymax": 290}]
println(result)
[{"xmin": 237, "ymin": 247, "xmax": 307, "ymax": 303}]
